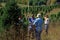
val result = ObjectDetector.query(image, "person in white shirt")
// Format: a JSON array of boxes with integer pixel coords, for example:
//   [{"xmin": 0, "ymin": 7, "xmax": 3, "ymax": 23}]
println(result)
[{"xmin": 44, "ymin": 15, "xmax": 50, "ymax": 35}]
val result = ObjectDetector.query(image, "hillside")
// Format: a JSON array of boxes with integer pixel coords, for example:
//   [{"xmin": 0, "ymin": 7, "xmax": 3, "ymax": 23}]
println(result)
[
  {"xmin": 0, "ymin": 0, "xmax": 60, "ymax": 40},
  {"xmin": 47, "ymin": 8, "xmax": 60, "ymax": 15}
]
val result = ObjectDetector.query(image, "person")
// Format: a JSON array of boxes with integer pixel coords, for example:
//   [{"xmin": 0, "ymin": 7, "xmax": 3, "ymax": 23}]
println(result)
[
  {"xmin": 33, "ymin": 14, "xmax": 43, "ymax": 40},
  {"xmin": 28, "ymin": 15, "xmax": 35, "ymax": 39},
  {"xmin": 18, "ymin": 16, "xmax": 23, "ymax": 25},
  {"xmin": 44, "ymin": 15, "xmax": 50, "ymax": 35}
]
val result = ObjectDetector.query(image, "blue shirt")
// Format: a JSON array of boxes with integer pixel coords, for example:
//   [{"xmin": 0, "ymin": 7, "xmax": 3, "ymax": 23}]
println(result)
[
  {"xmin": 28, "ymin": 17, "xmax": 36, "ymax": 29},
  {"xmin": 33, "ymin": 18, "xmax": 43, "ymax": 31},
  {"xmin": 29, "ymin": 17, "xmax": 35, "ymax": 24}
]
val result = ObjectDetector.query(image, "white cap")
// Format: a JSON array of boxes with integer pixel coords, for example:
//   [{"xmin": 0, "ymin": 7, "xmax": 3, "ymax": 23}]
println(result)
[{"xmin": 37, "ymin": 14, "xmax": 41, "ymax": 17}]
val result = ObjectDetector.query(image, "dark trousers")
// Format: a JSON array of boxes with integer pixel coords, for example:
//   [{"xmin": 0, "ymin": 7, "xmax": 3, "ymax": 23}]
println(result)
[
  {"xmin": 35, "ymin": 30, "xmax": 42, "ymax": 40},
  {"xmin": 45, "ymin": 24, "xmax": 49, "ymax": 34}
]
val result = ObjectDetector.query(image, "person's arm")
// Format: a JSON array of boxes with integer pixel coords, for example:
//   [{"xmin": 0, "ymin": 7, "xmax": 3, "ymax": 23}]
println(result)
[
  {"xmin": 32, "ymin": 19, "xmax": 37, "ymax": 30},
  {"xmin": 32, "ymin": 25, "xmax": 36, "ymax": 30}
]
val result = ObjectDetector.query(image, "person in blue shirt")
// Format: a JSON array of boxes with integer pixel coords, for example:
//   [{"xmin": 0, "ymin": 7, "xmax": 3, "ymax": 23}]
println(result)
[
  {"xmin": 28, "ymin": 15, "xmax": 35, "ymax": 39},
  {"xmin": 33, "ymin": 14, "xmax": 43, "ymax": 40}
]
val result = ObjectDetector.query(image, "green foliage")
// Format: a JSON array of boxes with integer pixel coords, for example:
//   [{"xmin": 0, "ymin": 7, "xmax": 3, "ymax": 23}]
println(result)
[
  {"xmin": 50, "ymin": 12, "xmax": 60, "ymax": 22},
  {"xmin": 0, "ymin": 0, "xmax": 7, "ymax": 2},
  {"xmin": 29, "ymin": 0, "xmax": 47, "ymax": 5},
  {"xmin": 57, "ymin": 12, "xmax": 60, "ymax": 21},
  {"xmin": 50, "ymin": 14, "xmax": 57, "ymax": 22},
  {"xmin": 57, "ymin": 12, "xmax": 60, "ymax": 18},
  {"xmin": 0, "ymin": 2, "xmax": 28, "ymax": 31},
  {"xmin": 0, "ymin": 8, "xmax": 3, "ymax": 16},
  {"xmin": 1, "ymin": 0, "xmax": 30, "ymax": 32},
  {"xmin": 0, "ymin": 7, "xmax": 9, "ymax": 32},
  {"xmin": 1, "ymin": 7, "xmax": 10, "ymax": 30},
  {"xmin": 0, "ymin": 0, "xmax": 60, "ymax": 32},
  {"xmin": 4, "ymin": 2, "xmax": 28, "ymax": 30}
]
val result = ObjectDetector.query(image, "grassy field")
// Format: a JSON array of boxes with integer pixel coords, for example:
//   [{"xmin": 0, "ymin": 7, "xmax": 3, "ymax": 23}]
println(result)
[
  {"xmin": 26, "ymin": 23, "xmax": 60, "ymax": 40},
  {"xmin": 0, "ymin": 23, "xmax": 60, "ymax": 40},
  {"xmin": 41, "ymin": 23, "xmax": 60, "ymax": 40}
]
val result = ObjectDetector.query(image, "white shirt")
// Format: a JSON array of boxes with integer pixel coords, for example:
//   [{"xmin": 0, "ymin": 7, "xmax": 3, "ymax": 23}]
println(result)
[{"xmin": 44, "ymin": 18, "xmax": 49, "ymax": 24}]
